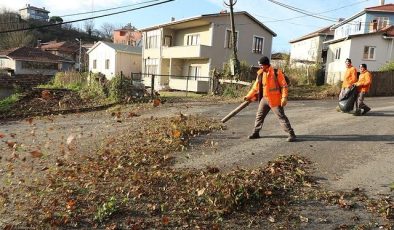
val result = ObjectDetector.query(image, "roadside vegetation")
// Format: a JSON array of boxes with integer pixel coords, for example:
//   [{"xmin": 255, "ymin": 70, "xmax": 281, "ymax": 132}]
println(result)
[{"xmin": 0, "ymin": 93, "xmax": 22, "ymax": 113}]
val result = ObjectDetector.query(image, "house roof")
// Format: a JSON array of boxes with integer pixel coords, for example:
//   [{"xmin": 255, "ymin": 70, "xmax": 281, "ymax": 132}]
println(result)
[
  {"xmin": 289, "ymin": 25, "xmax": 334, "ymax": 43},
  {"xmin": 19, "ymin": 5, "xmax": 50, "ymax": 13},
  {"xmin": 0, "ymin": 46, "xmax": 73, "ymax": 63},
  {"xmin": 139, "ymin": 11, "xmax": 276, "ymax": 36},
  {"xmin": 331, "ymin": 4, "xmax": 394, "ymax": 29},
  {"xmin": 40, "ymin": 41, "xmax": 79, "ymax": 53},
  {"xmin": 324, "ymin": 25, "xmax": 394, "ymax": 44},
  {"xmin": 87, "ymin": 41, "xmax": 142, "ymax": 54},
  {"xmin": 271, "ymin": 52, "xmax": 287, "ymax": 60}
]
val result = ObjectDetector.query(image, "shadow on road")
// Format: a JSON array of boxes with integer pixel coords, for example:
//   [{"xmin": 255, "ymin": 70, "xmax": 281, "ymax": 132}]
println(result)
[
  {"xmin": 263, "ymin": 134, "xmax": 394, "ymax": 143},
  {"xmin": 364, "ymin": 111, "xmax": 394, "ymax": 117},
  {"xmin": 299, "ymin": 134, "xmax": 394, "ymax": 143}
]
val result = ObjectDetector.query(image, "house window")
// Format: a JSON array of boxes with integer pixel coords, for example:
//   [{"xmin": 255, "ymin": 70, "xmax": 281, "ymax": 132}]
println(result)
[
  {"xmin": 188, "ymin": 66, "xmax": 201, "ymax": 77},
  {"xmin": 93, "ymin": 60, "xmax": 97, "ymax": 69},
  {"xmin": 225, "ymin": 29, "xmax": 238, "ymax": 49},
  {"xmin": 144, "ymin": 58, "xmax": 158, "ymax": 74},
  {"xmin": 252, "ymin": 36, "xmax": 264, "ymax": 54},
  {"xmin": 186, "ymin": 34, "xmax": 200, "ymax": 46},
  {"xmin": 363, "ymin": 46, "xmax": 375, "ymax": 60},
  {"xmin": 105, "ymin": 59, "xmax": 110, "ymax": 69},
  {"xmin": 335, "ymin": 48, "xmax": 341, "ymax": 60},
  {"xmin": 21, "ymin": 61, "xmax": 57, "ymax": 70},
  {"xmin": 146, "ymin": 30, "xmax": 160, "ymax": 49},
  {"xmin": 163, "ymin": 35, "xmax": 172, "ymax": 46},
  {"xmin": 370, "ymin": 17, "xmax": 389, "ymax": 31}
]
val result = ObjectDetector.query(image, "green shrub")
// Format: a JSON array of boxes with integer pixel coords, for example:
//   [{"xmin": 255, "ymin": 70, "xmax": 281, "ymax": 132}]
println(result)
[
  {"xmin": 222, "ymin": 83, "xmax": 249, "ymax": 98},
  {"xmin": 0, "ymin": 93, "xmax": 21, "ymax": 112},
  {"xmin": 379, "ymin": 61, "xmax": 394, "ymax": 71}
]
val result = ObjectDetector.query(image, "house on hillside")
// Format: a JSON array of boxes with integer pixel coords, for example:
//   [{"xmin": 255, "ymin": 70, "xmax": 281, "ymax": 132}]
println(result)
[
  {"xmin": 325, "ymin": 3, "xmax": 394, "ymax": 84},
  {"xmin": 19, "ymin": 4, "xmax": 50, "ymax": 21},
  {"xmin": 289, "ymin": 25, "xmax": 334, "ymax": 68},
  {"xmin": 271, "ymin": 52, "xmax": 289, "ymax": 68},
  {"xmin": 87, "ymin": 41, "xmax": 142, "ymax": 80},
  {"xmin": 113, "ymin": 25, "xmax": 142, "ymax": 46},
  {"xmin": 139, "ymin": 11, "xmax": 276, "ymax": 92},
  {"xmin": 40, "ymin": 41, "xmax": 87, "ymax": 71},
  {"xmin": 0, "ymin": 46, "xmax": 74, "ymax": 75}
]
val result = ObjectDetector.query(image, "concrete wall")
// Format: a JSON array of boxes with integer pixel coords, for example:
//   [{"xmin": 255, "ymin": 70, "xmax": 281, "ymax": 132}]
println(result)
[
  {"xmin": 115, "ymin": 52, "xmax": 142, "ymax": 77},
  {"xmin": 88, "ymin": 43, "xmax": 116, "ymax": 79}
]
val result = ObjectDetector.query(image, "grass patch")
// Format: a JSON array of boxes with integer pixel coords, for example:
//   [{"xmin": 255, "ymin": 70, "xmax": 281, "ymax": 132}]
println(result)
[{"xmin": 0, "ymin": 93, "xmax": 21, "ymax": 112}]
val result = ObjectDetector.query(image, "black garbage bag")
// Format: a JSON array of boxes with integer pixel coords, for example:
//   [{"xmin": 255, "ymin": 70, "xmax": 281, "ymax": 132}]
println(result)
[{"xmin": 339, "ymin": 85, "xmax": 357, "ymax": 112}]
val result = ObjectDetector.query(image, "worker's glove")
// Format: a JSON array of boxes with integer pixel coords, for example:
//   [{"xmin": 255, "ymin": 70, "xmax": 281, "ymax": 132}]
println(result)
[{"xmin": 281, "ymin": 97, "xmax": 288, "ymax": 107}]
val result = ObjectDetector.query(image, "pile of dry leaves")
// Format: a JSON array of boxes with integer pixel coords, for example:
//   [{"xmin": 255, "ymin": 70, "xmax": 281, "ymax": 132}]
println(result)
[
  {"xmin": 1, "ymin": 114, "xmax": 393, "ymax": 229},
  {"xmin": 1, "ymin": 88, "xmax": 110, "ymax": 119}
]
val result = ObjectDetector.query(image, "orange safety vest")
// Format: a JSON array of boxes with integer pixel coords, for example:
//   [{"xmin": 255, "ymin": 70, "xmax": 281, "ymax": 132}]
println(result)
[
  {"xmin": 342, "ymin": 66, "xmax": 357, "ymax": 88},
  {"xmin": 245, "ymin": 66, "xmax": 288, "ymax": 107},
  {"xmin": 356, "ymin": 70, "xmax": 372, "ymax": 93}
]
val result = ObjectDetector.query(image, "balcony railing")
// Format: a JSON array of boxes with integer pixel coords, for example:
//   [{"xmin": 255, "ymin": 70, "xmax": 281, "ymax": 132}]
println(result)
[{"xmin": 161, "ymin": 45, "xmax": 211, "ymax": 58}]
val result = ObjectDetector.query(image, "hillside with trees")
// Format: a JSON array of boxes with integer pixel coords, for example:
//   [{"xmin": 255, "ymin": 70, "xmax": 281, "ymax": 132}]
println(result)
[{"xmin": 0, "ymin": 9, "xmax": 111, "ymax": 50}]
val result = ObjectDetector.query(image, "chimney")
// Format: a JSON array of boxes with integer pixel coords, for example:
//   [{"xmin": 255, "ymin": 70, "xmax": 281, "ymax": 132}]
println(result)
[
  {"xmin": 171, "ymin": 17, "xmax": 175, "ymax": 22},
  {"xmin": 380, "ymin": 0, "xmax": 385, "ymax": 5}
]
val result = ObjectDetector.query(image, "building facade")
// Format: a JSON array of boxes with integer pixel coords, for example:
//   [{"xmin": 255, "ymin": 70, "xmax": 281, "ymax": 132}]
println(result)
[{"xmin": 139, "ymin": 11, "xmax": 276, "ymax": 92}]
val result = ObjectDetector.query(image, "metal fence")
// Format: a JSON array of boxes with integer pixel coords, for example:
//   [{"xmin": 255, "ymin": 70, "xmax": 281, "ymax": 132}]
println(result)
[{"xmin": 130, "ymin": 72, "xmax": 216, "ymax": 97}]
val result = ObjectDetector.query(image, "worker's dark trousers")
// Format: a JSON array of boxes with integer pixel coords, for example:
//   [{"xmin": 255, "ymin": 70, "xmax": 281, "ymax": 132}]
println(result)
[
  {"xmin": 355, "ymin": 92, "xmax": 370, "ymax": 111},
  {"xmin": 253, "ymin": 98, "xmax": 294, "ymax": 135}
]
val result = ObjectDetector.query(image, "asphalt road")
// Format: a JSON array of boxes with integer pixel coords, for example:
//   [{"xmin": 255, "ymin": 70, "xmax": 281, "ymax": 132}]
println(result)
[
  {"xmin": 1, "ymin": 97, "xmax": 393, "ymax": 198},
  {"xmin": 175, "ymin": 97, "xmax": 394, "ymax": 197}
]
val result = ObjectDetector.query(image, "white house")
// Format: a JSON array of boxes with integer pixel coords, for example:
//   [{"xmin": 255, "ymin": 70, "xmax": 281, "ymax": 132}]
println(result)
[
  {"xmin": 87, "ymin": 41, "xmax": 142, "ymax": 80},
  {"xmin": 0, "ymin": 46, "xmax": 73, "ymax": 75},
  {"xmin": 19, "ymin": 4, "xmax": 50, "ymax": 21},
  {"xmin": 289, "ymin": 25, "xmax": 334, "ymax": 67},
  {"xmin": 139, "ymin": 11, "xmax": 276, "ymax": 92},
  {"xmin": 325, "ymin": 3, "xmax": 394, "ymax": 84}
]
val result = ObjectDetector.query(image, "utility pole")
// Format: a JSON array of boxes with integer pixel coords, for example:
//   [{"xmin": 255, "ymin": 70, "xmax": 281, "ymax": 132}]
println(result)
[
  {"xmin": 224, "ymin": 0, "xmax": 240, "ymax": 77},
  {"xmin": 75, "ymin": 38, "xmax": 82, "ymax": 72}
]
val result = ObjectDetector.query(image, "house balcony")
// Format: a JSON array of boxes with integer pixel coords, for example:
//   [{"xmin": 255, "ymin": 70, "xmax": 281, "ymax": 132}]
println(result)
[{"xmin": 162, "ymin": 45, "xmax": 211, "ymax": 59}]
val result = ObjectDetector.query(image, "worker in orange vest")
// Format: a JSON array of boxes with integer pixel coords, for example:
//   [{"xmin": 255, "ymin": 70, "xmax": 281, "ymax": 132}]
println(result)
[
  {"xmin": 353, "ymin": 63, "xmax": 372, "ymax": 116},
  {"xmin": 337, "ymin": 58, "xmax": 358, "ymax": 111},
  {"xmin": 244, "ymin": 56, "xmax": 296, "ymax": 142}
]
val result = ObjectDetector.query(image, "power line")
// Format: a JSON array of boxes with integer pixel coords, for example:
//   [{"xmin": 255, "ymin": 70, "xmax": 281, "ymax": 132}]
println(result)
[
  {"xmin": 267, "ymin": 0, "xmax": 338, "ymax": 22},
  {"xmin": 263, "ymin": 0, "xmax": 371, "ymax": 23},
  {"xmin": 60, "ymin": 0, "xmax": 161, "ymax": 17},
  {"xmin": 0, "ymin": 0, "xmax": 175, "ymax": 34},
  {"xmin": 0, "ymin": 0, "xmax": 165, "ymax": 26}
]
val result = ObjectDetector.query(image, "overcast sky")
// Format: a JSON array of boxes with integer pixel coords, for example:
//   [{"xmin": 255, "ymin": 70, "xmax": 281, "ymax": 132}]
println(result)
[{"xmin": 0, "ymin": 0, "xmax": 390, "ymax": 52}]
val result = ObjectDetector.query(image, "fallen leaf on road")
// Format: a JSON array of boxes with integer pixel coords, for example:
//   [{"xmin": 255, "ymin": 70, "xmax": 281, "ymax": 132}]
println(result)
[
  {"xmin": 0, "ymin": 133, "xmax": 5, "ymax": 138},
  {"xmin": 30, "ymin": 150, "xmax": 43, "ymax": 158},
  {"xmin": 66, "ymin": 135, "xmax": 75, "ymax": 145}
]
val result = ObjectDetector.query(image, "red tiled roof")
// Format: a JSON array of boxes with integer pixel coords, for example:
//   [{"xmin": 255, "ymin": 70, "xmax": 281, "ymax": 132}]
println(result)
[
  {"xmin": 0, "ymin": 46, "xmax": 72, "ymax": 63},
  {"xmin": 366, "ymin": 3, "xmax": 394, "ymax": 12},
  {"xmin": 40, "ymin": 41, "xmax": 79, "ymax": 53},
  {"xmin": 381, "ymin": 25, "xmax": 394, "ymax": 36}
]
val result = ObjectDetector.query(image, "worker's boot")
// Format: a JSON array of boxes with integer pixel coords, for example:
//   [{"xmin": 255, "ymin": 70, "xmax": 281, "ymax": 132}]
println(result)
[
  {"xmin": 353, "ymin": 109, "xmax": 362, "ymax": 116},
  {"xmin": 287, "ymin": 131, "xmax": 296, "ymax": 142},
  {"xmin": 248, "ymin": 133, "xmax": 260, "ymax": 139},
  {"xmin": 362, "ymin": 107, "xmax": 371, "ymax": 115}
]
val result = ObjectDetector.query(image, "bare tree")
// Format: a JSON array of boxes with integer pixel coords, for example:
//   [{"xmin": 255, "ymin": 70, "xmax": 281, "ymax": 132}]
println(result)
[
  {"xmin": 100, "ymin": 22, "xmax": 115, "ymax": 41},
  {"xmin": 83, "ymin": 19, "xmax": 95, "ymax": 37}
]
